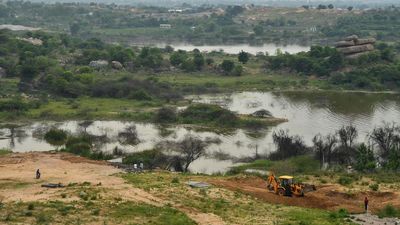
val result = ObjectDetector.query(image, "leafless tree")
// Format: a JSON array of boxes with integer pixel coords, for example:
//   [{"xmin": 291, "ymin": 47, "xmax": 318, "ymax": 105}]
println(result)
[
  {"xmin": 337, "ymin": 125, "xmax": 358, "ymax": 149},
  {"xmin": 177, "ymin": 134, "xmax": 208, "ymax": 172},
  {"xmin": 312, "ymin": 134, "xmax": 337, "ymax": 168},
  {"xmin": 369, "ymin": 123, "xmax": 400, "ymax": 160}
]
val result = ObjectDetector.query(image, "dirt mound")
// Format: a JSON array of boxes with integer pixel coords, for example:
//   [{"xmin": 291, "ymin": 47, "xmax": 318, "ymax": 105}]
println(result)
[{"xmin": 210, "ymin": 177, "xmax": 400, "ymax": 214}]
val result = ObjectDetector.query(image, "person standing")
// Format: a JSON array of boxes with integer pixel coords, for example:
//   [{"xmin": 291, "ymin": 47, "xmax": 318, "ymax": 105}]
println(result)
[
  {"xmin": 364, "ymin": 196, "xmax": 369, "ymax": 213},
  {"xmin": 36, "ymin": 169, "xmax": 41, "ymax": 179}
]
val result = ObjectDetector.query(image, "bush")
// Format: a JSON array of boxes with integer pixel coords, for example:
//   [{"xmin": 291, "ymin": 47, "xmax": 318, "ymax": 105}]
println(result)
[
  {"xmin": 369, "ymin": 183, "xmax": 379, "ymax": 191},
  {"xmin": 378, "ymin": 204, "xmax": 400, "ymax": 218},
  {"xmin": 179, "ymin": 104, "xmax": 238, "ymax": 127},
  {"xmin": 337, "ymin": 176, "xmax": 354, "ymax": 186},
  {"xmin": 129, "ymin": 90, "xmax": 152, "ymax": 101},
  {"xmin": 44, "ymin": 129, "xmax": 68, "ymax": 147},
  {"xmin": 154, "ymin": 107, "xmax": 177, "ymax": 123},
  {"xmin": 0, "ymin": 99, "xmax": 30, "ymax": 112}
]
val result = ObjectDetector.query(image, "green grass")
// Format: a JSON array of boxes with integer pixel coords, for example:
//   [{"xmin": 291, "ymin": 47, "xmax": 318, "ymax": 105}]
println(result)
[
  {"xmin": 24, "ymin": 97, "xmax": 161, "ymax": 121},
  {"xmin": 0, "ymin": 199, "xmax": 196, "ymax": 225},
  {"xmin": 151, "ymin": 72, "xmax": 326, "ymax": 92},
  {"xmin": 0, "ymin": 148, "xmax": 12, "ymax": 156},
  {"xmin": 229, "ymin": 155, "xmax": 320, "ymax": 175},
  {"xmin": 111, "ymin": 202, "xmax": 196, "ymax": 225}
]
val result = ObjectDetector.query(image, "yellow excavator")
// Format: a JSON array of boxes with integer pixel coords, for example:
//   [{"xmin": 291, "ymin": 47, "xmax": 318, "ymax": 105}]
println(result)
[{"xmin": 267, "ymin": 173, "xmax": 315, "ymax": 197}]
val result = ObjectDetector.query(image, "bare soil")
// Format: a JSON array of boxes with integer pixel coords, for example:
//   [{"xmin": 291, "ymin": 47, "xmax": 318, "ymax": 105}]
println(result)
[{"xmin": 0, "ymin": 152, "xmax": 225, "ymax": 225}]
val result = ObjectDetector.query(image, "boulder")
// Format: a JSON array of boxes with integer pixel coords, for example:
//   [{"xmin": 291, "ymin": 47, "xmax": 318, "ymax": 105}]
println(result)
[
  {"xmin": 111, "ymin": 61, "xmax": 123, "ymax": 70},
  {"xmin": 344, "ymin": 35, "xmax": 359, "ymax": 41},
  {"xmin": 0, "ymin": 67, "xmax": 6, "ymax": 78},
  {"xmin": 355, "ymin": 38, "xmax": 376, "ymax": 45},
  {"xmin": 89, "ymin": 60, "xmax": 109, "ymax": 69},
  {"xmin": 335, "ymin": 40, "xmax": 355, "ymax": 48},
  {"xmin": 337, "ymin": 44, "xmax": 374, "ymax": 55}
]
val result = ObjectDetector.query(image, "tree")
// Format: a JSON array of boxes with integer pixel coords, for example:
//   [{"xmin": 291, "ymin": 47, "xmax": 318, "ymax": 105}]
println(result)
[
  {"xmin": 238, "ymin": 50, "xmax": 249, "ymax": 64},
  {"xmin": 193, "ymin": 53, "xmax": 205, "ymax": 70},
  {"xmin": 347, "ymin": 6, "xmax": 354, "ymax": 11},
  {"xmin": 269, "ymin": 130, "xmax": 309, "ymax": 160},
  {"xmin": 312, "ymin": 134, "xmax": 337, "ymax": 168},
  {"xmin": 369, "ymin": 123, "xmax": 400, "ymax": 161},
  {"xmin": 328, "ymin": 51, "xmax": 344, "ymax": 70},
  {"xmin": 44, "ymin": 129, "xmax": 68, "ymax": 149},
  {"xmin": 170, "ymin": 50, "xmax": 187, "ymax": 66},
  {"xmin": 354, "ymin": 143, "xmax": 376, "ymax": 172},
  {"xmin": 253, "ymin": 25, "xmax": 264, "ymax": 36},
  {"xmin": 337, "ymin": 125, "xmax": 358, "ymax": 149},
  {"xmin": 154, "ymin": 107, "xmax": 177, "ymax": 123},
  {"xmin": 70, "ymin": 22, "xmax": 81, "ymax": 36},
  {"xmin": 177, "ymin": 135, "xmax": 208, "ymax": 172},
  {"xmin": 328, "ymin": 4, "xmax": 334, "ymax": 9},
  {"xmin": 220, "ymin": 60, "xmax": 235, "ymax": 75}
]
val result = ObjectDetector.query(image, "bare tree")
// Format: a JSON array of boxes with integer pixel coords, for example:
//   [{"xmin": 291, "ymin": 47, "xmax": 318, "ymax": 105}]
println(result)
[
  {"xmin": 176, "ymin": 134, "xmax": 208, "ymax": 172},
  {"xmin": 369, "ymin": 123, "xmax": 400, "ymax": 160},
  {"xmin": 312, "ymin": 134, "xmax": 337, "ymax": 168},
  {"xmin": 337, "ymin": 125, "xmax": 358, "ymax": 149}
]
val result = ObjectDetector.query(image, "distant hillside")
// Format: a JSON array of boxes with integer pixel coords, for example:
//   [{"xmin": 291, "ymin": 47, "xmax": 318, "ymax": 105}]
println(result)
[{"xmin": 14, "ymin": 0, "xmax": 400, "ymax": 7}]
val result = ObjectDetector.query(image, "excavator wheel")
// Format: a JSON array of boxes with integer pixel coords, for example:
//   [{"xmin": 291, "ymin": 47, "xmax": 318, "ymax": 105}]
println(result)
[{"xmin": 278, "ymin": 188, "xmax": 285, "ymax": 196}]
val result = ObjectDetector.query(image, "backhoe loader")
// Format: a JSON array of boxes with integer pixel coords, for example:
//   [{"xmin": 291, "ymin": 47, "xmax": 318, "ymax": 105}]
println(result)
[{"xmin": 267, "ymin": 173, "xmax": 315, "ymax": 197}]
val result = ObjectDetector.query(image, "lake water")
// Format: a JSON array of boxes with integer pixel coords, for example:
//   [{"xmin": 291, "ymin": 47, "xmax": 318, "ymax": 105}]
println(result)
[
  {"xmin": 153, "ymin": 43, "xmax": 310, "ymax": 55},
  {"xmin": 1, "ymin": 91, "xmax": 399, "ymax": 174}
]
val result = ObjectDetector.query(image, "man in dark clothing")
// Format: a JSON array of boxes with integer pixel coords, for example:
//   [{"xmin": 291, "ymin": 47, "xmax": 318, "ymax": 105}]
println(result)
[
  {"xmin": 36, "ymin": 169, "xmax": 41, "ymax": 179},
  {"xmin": 364, "ymin": 196, "xmax": 369, "ymax": 213}
]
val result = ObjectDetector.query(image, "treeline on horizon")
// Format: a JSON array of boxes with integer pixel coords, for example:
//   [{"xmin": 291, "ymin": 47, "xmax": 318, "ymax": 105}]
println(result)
[{"xmin": 2, "ymin": 1, "xmax": 400, "ymax": 44}]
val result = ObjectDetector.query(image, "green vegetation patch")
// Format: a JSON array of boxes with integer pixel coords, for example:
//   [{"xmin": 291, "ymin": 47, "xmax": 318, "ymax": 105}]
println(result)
[
  {"xmin": 110, "ymin": 202, "xmax": 196, "ymax": 225},
  {"xmin": 229, "ymin": 155, "xmax": 319, "ymax": 175}
]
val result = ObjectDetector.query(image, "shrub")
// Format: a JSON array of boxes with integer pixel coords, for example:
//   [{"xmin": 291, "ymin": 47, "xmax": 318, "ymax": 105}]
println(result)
[
  {"xmin": 171, "ymin": 177, "xmax": 179, "ymax": 184},
  {"xmin": 0, "ymin": 99, "xmax": 30, "ymax": 112},
  {"xmin": 27, "ymin": 203, "xmax": 35, "ymax": 210},
  {"xmin": 44, "ymin": 129, "xmax": 68, "ymax": 147},
  {"xmin": 129, "ymin": 89, "xmax": 152, "ymax": 101},
  {"xmin": 179, "ymin": 104, "xmax": 238, "ymax": 127},
  {"xmin": 337, "ymin": 176, "xmax": 354, "ymax": 186},
  {"xmin": 378, "ymin": 204, "xmax": 400, "ymax": 218},
  {"xmin": 154, "ymin": 107, "xmax": 177, "ymax": 123},
  {"xmin": 369, "ymin": 183, "xmax": 379, "ymax": 191}
]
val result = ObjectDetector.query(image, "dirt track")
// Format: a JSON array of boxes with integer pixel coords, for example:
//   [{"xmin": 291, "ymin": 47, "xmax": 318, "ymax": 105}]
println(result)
[{"xmin": 209, "ymin": 176, "xmax": 400, "ymax": 214}]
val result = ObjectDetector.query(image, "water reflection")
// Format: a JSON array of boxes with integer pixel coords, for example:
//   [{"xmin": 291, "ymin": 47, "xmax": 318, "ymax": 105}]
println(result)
[{"xmin": 1, "ymin": 91, "xmax": 399, "ymax": 174}]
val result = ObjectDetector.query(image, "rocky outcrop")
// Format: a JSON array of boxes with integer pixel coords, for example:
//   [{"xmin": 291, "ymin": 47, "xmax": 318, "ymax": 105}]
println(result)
[
  {"xmin": 111, "ymin": 61, "xmax": 123, "ymax": 70},
  {"xmin": 89, "ymin": 60, "xmax": 109, "ymax": 69},
  {"xmin": 335, "ymin": 35, "xmax": 376, "ymax": 59}
]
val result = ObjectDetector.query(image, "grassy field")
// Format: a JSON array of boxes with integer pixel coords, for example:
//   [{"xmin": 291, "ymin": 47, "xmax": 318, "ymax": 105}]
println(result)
[{"xmin": 121, "ymin": 172, "xmax": 353, "ymax": 225}]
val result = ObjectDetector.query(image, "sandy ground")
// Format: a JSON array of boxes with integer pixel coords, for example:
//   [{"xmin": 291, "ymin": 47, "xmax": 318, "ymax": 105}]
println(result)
[
  {"xmin": 0, "ymin": 152, "xmax": 225, "ymax": 225},
  {"xmin": 209, "ymin": 176, "xmax": 400, "ymax": 214}
]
